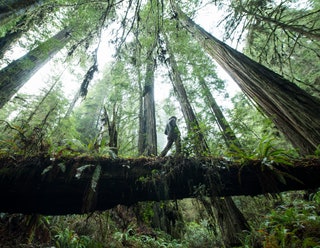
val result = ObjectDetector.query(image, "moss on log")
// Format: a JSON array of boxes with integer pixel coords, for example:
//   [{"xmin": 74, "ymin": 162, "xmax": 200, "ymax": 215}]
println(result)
[{"xmin": 0, "ymin": 156, "xmax": 320, "ymax": 215}]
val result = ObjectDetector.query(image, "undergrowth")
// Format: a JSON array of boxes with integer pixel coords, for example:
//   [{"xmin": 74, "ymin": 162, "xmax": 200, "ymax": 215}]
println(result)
[
  {"xmin": 1, "ymin": 191, "xmax": 320, "ymax": 247},
  {"xmin": 236, "ymin": 192, "xmax": 320, "ymax": 248}
]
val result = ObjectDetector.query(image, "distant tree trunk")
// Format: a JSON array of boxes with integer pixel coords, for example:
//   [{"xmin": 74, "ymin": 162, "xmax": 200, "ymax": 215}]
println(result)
[
  {"xmin": 171, "ymin": 2, "xmax": 320, "ymax": 156},
  {"xmin": 99, "ymin": 105, "xmax": 118, "ymax": 155},
  {"xmin": 0, "ymin": 28, "xmax": 72, "ymax": 109},
  {"xmin": 25, "ymin": 75, "xmax": 60, "ymax": 125},
  {"xmin": 164, "ymin": 34, "xmax": 209, "ymax": 156},
  {"xmin": 64, "ymin": 90, "xmax": 81, "ymax": 118},
  {"xmin": 138, "ymin": 89, "xmax": 146, "ymax": 154},
  {"xmin": 79, "ymin": 47, "xmax": 99, "ymax": 98},
  {"xmin": 198, "ymin": 77, "xmax": 242, "ymax": 149},
  {"xmin": 198, "ymin": 78, "xmax": 249, "ymax": 245},
  {"xmin": 164, "ymin": 34, "xmax": 249, "ymax": 247},
  {"xmin": 144, "ymin": 57, "xmax": 157, "ymax": 156},
  {"xmin": 139, "ymin": 43, "xmax": 157, "ymax": 156}
]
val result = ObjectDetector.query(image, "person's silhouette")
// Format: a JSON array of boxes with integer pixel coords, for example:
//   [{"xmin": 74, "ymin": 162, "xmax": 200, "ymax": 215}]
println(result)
[{"xmin": 160, "ymin": 116, "xmax": 181, "ymax": 157}]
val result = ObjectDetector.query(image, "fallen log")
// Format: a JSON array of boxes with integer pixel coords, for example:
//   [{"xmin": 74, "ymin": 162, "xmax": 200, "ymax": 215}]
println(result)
[{"xmin": 0, "ymin": 156, "xmax": 319, "ymax": 215}]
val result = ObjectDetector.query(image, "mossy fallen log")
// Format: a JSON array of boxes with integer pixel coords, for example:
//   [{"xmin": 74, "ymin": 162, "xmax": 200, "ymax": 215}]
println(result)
[{"xmin": 0, "ymin": 156, "xmax": 319, "ymax": 215}]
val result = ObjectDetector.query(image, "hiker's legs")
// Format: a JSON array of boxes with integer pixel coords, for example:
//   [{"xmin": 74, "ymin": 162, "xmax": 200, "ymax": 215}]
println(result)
[{"xmin": 160, "ymin": 139, "xmax": 174, "ymax": 157}]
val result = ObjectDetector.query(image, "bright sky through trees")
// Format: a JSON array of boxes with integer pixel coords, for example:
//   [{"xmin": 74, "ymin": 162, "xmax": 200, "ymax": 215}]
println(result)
[{"xmin": 10, "ymin": 2, "xmax": 240, "ymax": 111}]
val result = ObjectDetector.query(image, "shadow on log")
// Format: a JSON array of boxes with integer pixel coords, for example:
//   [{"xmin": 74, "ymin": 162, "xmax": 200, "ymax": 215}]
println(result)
[{"xmin": 0, "ymin": 156, "xmax": 320, "ymax": 215}]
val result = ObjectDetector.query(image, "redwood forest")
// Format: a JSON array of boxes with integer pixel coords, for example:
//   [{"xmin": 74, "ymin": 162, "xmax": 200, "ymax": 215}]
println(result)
[{"xmin": 0, "ymin": 0, "xmax": 320, "ymax": 247}]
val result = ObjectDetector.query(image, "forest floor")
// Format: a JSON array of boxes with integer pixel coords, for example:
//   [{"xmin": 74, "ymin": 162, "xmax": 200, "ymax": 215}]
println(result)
[{"xmin": 0, "ymin": 214, "xmax": 55, "ymax": 248}]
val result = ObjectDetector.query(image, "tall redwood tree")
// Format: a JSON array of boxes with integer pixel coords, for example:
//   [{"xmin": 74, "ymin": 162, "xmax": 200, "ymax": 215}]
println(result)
[{"xmin": 170, "ymin": 1, "xmax": 320, "ymax": 156}]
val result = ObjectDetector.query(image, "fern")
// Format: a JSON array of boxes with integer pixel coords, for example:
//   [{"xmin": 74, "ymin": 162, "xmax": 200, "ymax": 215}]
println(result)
[
  {"xmin": 90, "ymin": 165, "xmax": 101, "ymax": 192},
  {"xmin": 229, "ymin": 135, "xmax": 296, "ymax": 165}
]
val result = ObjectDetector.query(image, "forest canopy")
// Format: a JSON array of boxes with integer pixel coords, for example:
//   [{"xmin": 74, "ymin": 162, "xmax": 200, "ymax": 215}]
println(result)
[
  {"xmin": 0, "ymin": 0, "xmax": 320, "ymax": 247},
  {"xmin": 0, "ymin": 0, "xmax": 319, "ymax": 157}
]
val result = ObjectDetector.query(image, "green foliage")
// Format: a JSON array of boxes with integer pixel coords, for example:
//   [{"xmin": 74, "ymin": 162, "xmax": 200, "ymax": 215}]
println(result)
[
  {"xmin": 311, "ymin": 191, "xmax": 320, "ymax": 205},
  {"xmin": 238, "ymin": 0, "xmax": 320, "ymax": 97},
  {"xmin": 54, "ymin": 227, "xmax": 103, "ymax": 248},
  {"xmin": 238, "ymin": 192, "xmax": 320, "ymax": 248},
  {"xmin": 228, "ymin": 135, "xmax": 297, "ymax": 164},
  {"xmin": 51, "ymin": 211, "xmax": 186, "ymax": 248},
  {"xmin": 3, "ymin": 194, "xmax": 320, "ymax": 247},
  {"xmin": 0, "ymin": 81, "xmax": 70, "ymax": 156},
  {"xmin": 0, "ymin": 120, "xmax": 50, "ymax": 156},
  {"xmin": 113, "ymin": 226, "xmax": 184, "ymax": 248},
  {"xmin": 0, "ymin": 17, "xmax": 19, "ymax": 37},
  {"xmin": 70, "ymin": 62, "xmax": 139, "ymax": 157},
  {"xmin": 50, "ymin": 116, "xmax": 80, "ymax": 146},
  {"xmin": 314, "ymin": 145, "xmax": 320, "ymax": 157},
  {"xmin": 183, "ymin": 220, "xmax": 220, "ymax": 248},
  {"xmin": 254, "ymin": 136, "xmax": 296, "ymax": 165},
  {"xmin": 227, "ymin": 93, "xmax": 292, "ymax": 152},
  {"xmin": 51, "ymin": 137, "xmax": 116, "ymax": 158},
  {"xmin": 1, "ymin": 1, "xmax": 320, "ymax": 247},
  {"xmin": 227, "ymin": 135, "xmax": 300, "ymax": 187},
  {"xmin": 135, "ymin": 202, "xmax": 155, "ymax": 225}
]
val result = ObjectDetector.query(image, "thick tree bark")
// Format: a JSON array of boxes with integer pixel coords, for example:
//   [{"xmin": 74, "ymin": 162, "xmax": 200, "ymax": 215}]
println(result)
[
  {"xmin": 139, "ymin": 44, "xmax": 157, "ymax": 156},
  {"xmin": 144, "ymin": 59, "xmax": 157, "ymax": 156},
  {"xmin": 171, "ymin": 1, "xmax": 320, "ymax": 156},
  {"xmin": 0, "ymin": 156, "xmax": 319, "ymax": 215},
  {"xmin": 0, "ymin": 28, "xmax": 72, "ymax": 109}
]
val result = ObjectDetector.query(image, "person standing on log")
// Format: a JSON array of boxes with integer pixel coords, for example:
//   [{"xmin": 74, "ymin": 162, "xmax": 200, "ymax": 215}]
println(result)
[{"xmin": 160, "ymin": 116, "xmax": 181, "ymax": 157}]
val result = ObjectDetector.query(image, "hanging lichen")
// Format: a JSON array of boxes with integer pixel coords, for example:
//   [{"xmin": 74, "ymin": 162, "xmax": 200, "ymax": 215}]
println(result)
[
  {"xmin": 82, "ymin": 164, "xmax": 102, "ymax": 212},
  {"xmin": 90, "ymin": 164, "xmax": 102, "ymax": 192},
  {"xmin": 75, "ymin": 164, "xmax": 95, "ymax": 179},
  {"xmin": 80, "ymin": 48, "xmax": 98, "ymax": 97}
]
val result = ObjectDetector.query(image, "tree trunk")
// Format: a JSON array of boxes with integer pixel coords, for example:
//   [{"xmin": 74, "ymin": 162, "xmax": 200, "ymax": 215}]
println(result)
[
  {"xmin": 64, "ymin": 90, "xmax": 81, "ymax": 118},
  {"xmin": 199, "ymin": 77, "xmax": 242, "ymax": 149},
  {"xmin": 25, "ymin": 75, "xmax": 60, "ymax": 125},
  {"xmin": 171, "ymin": 1, "xmax": 320, "ymax": 156},
  {"xmin": 164, "ymin": 34, "xmax": 248, "ymax": 246},
  {"xmin": 0, "ymin": 28, "xmax": 72, "ymax": 109},
  {"xmin": 139, "ymin": 44, "xmax": 157, "ymax": 156},
  {"xmin": 0, "ymin": 156, "xmax": 320, "ymax": 215},
  {"xmin": 102, "ymin": 105, "xmax": 118, "ymax": 155},
  {"xmin": 138, "ymin": 98, "xmax": 146, "ymax": 155},
  {"xmin": 138, "ymin": 70, "xmax": 146, "ymax": 155},
  {"xmin": 164, "ymin": 34, "xmax": 209, "ymax": 156},
  {"xmin": 198, "ymin": 79, "xmax": 248, "ymax": 245}
]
